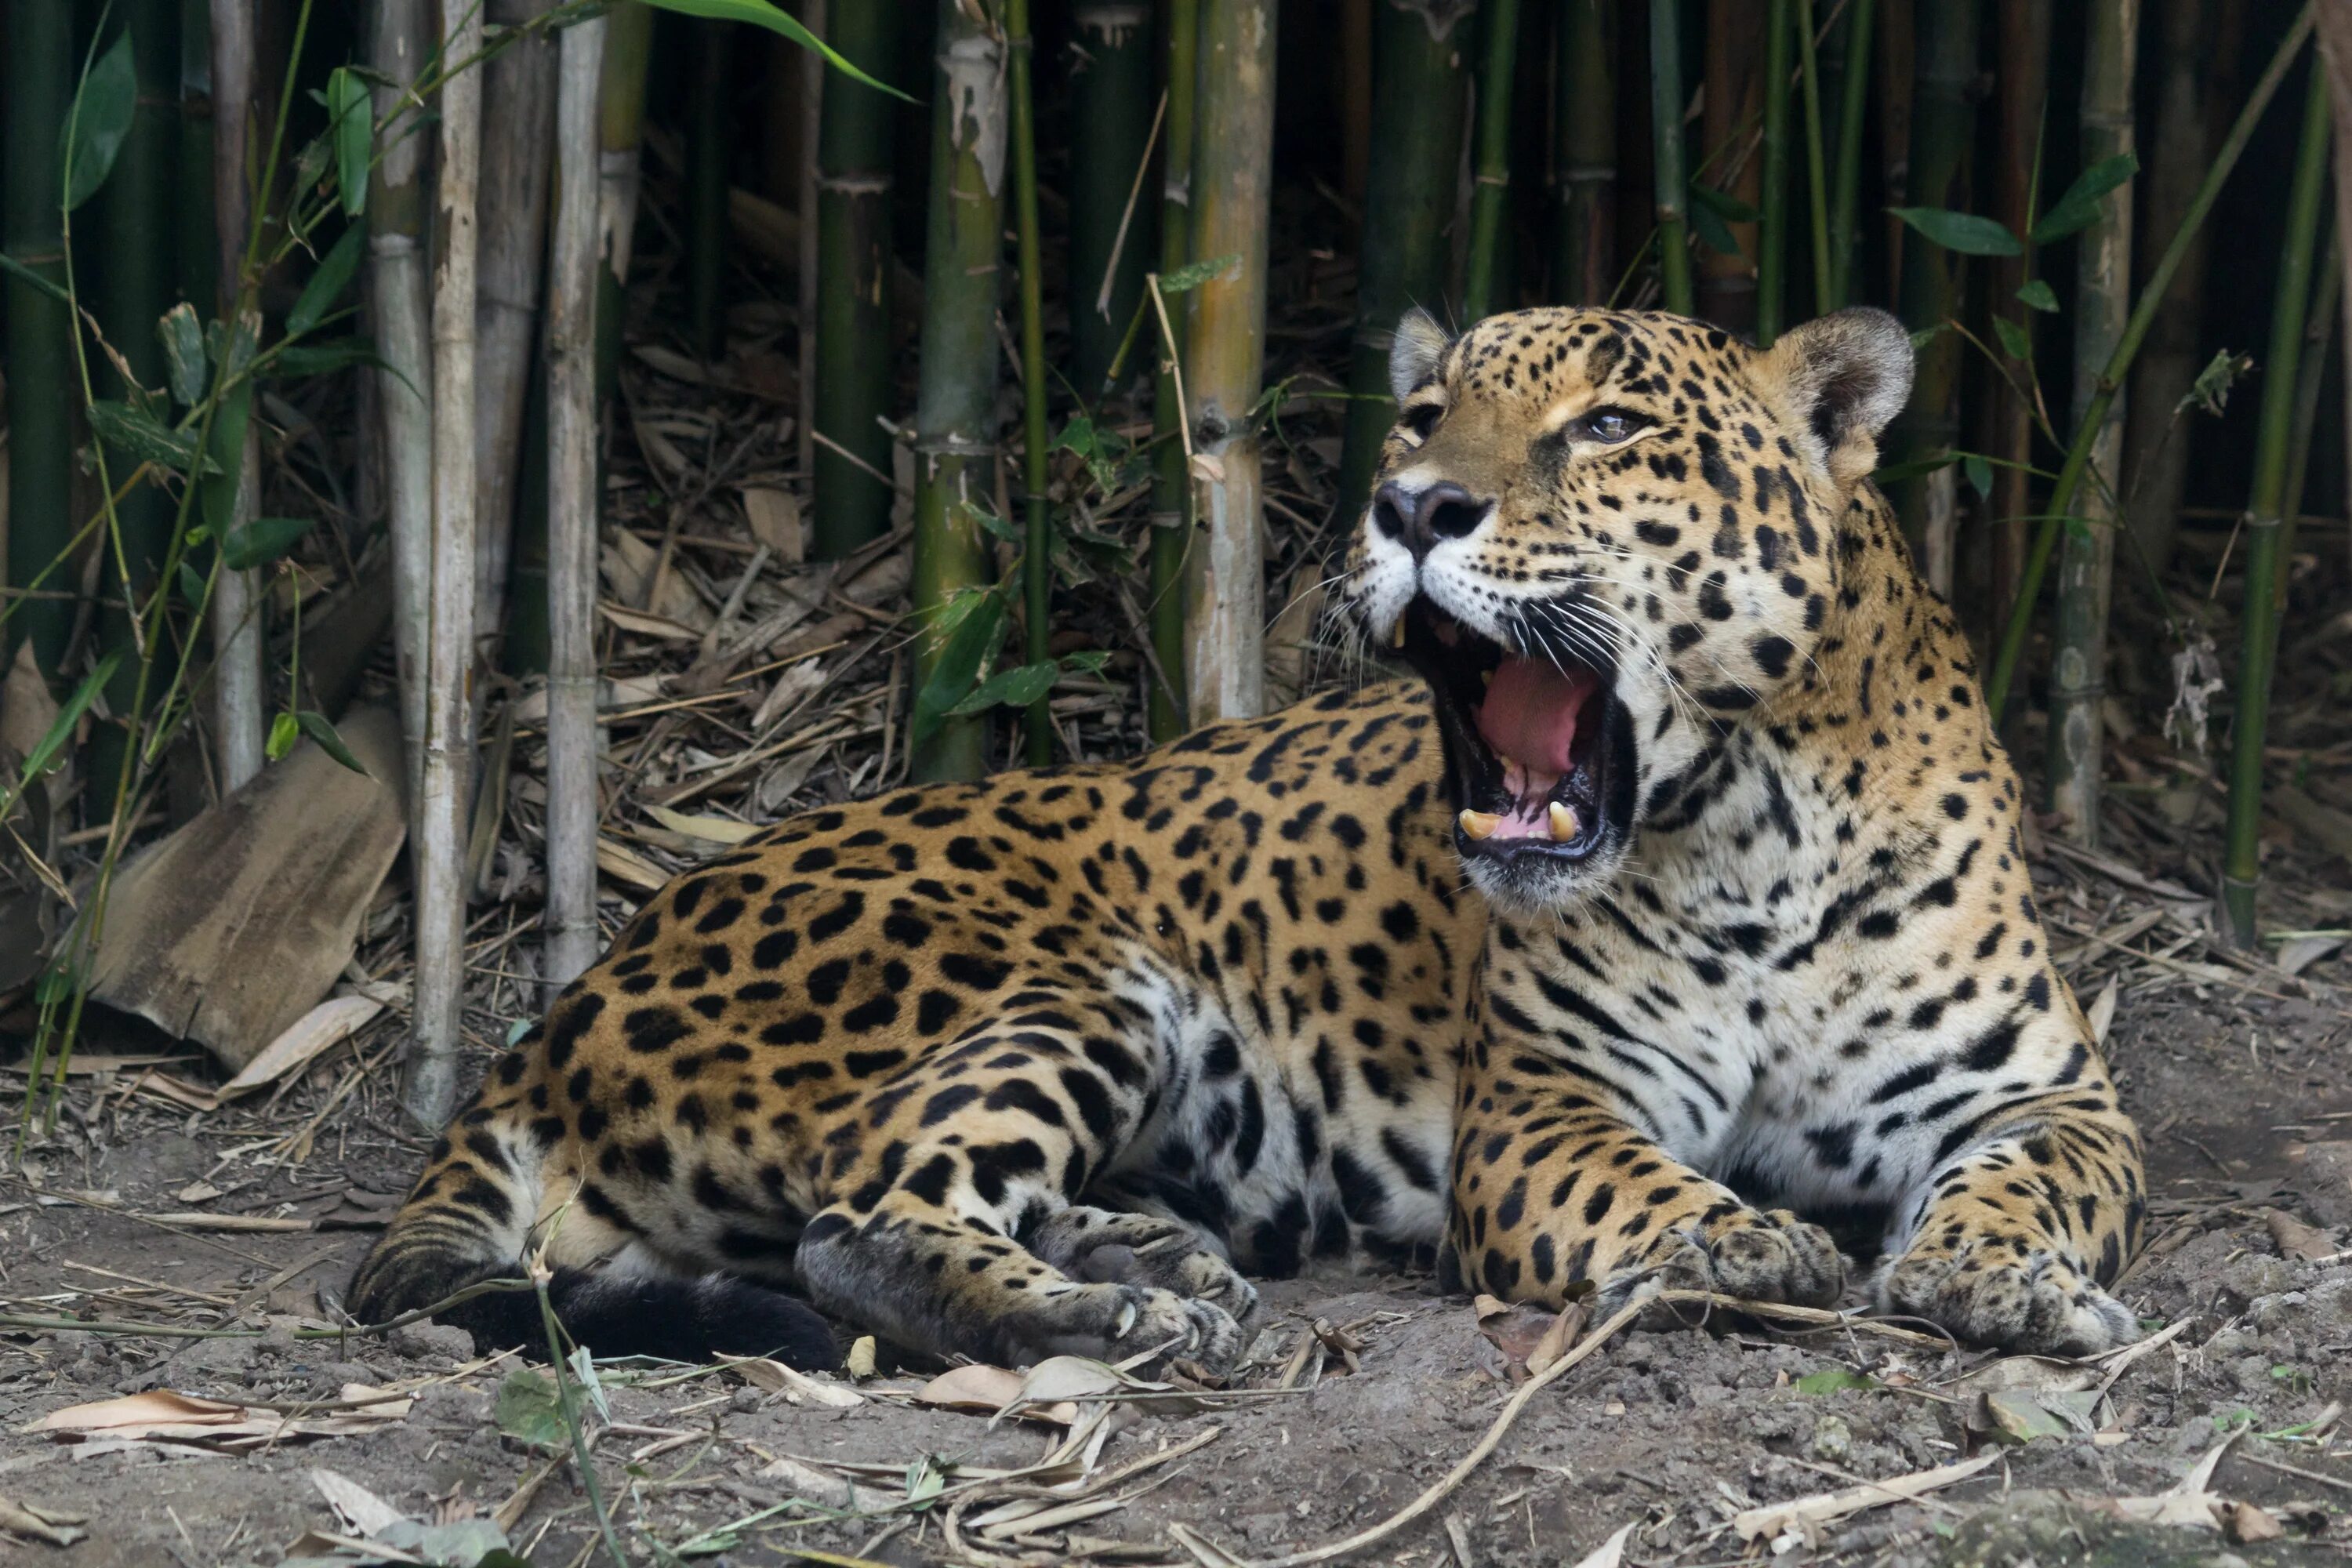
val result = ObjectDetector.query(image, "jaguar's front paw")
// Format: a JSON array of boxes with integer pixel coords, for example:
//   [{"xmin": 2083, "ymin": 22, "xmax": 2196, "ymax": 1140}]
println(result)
[
  {"xmin": 1882, "ymin": 1239, "xmax": 2136, "ymax": 1356},
  {"xmin": 1600, "ymin": 1206, "xmax": 1846, "ymax": 1319},
  {"xmin": 1019, "ymin": 1280, "xmax": 1244, "ymax": 1370}
]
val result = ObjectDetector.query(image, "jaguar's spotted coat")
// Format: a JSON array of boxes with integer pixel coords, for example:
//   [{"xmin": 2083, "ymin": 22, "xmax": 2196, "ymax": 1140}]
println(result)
[{"xmin": 353, "ymin": 306, "xmax": 2143, "ymax": 1368}]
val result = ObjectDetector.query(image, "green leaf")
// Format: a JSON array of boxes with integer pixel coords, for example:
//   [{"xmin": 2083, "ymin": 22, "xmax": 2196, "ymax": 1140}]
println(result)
[
  {"xmin": 1157, "ymin": 252, "xmax": 1243, "ymax": 295},
  {"xmin": 87, "ymin": 399, "xmax": 207, "ymax": 476},
  {"xmin": 493, "ymin": 1367, "xmax": 569, "ymax": 1451},
  {"xmin": 1685, "ymin": 190, "xmax": 1743, "ymax": 259},
  {"xmin": 945, "ymin": 660, "xmax": 1061, "ymax": 718},
  {"xmin": 274, "ymin": 337, "xmax": 395, "ymax": 382},
  {"xmin": 1690, "ymin": 182, "xmax": 1762, "ymax": 223},
  {"xmin": 20, "ymin": 655, "xmax": 120, "ymax": 784},
  {"xmin": 297, "ymin": 710, "xmax": 369, "ymax": 775},
  {"xmin": 2180, "ymin": 347, "xmax": 2252, "ymax": 418},
  {"xmin": 199, "ymin": 383, "xmax": 253, "ymax": 542},
  {"xmin": 1907, "ymin": 325, "xmax": 1946, "ymax": 352},
  {"xmin": 637, "ymin": 0, "xmax": 916, "ymax": 101},
  {"xmin": 286, "ymin": 225, "xmax": 366, "ymax": 339},
  {"xmin": 267, "ymin": 711, "xmax": 299, "ymax": 762},
  {"xmin": 158, "ymin": 303, "xmax": 209, "ymax": 404},
  {"xmin": 2015, "ymin": 278, "xmax": 2060, "ymax": 314},
  {"xmin": 909, "ymin": 592, "xmax": 1006, "ymax": 746},
  {"xmin": 1886, "ymin": 206, "xmax": 2022, "ymax": 257},
  {"xmin": 176, "ymin": 560, "xmax": 206, "ymax": 607},
  {"xmin": 2030, "ymin": 151, "xmax": 2140, "ymax": 245},
  {"xmin": 1871, "ymin": 452, "xmax": 1958, "ymax": 485},
  {"xmin": 64, "ymin": 29, "xmax": 139, "ymax": 212},
  {"xmin": 1963, "ymin": 453, "xmax": 1993, "ymax": 502},
  {"xmin": 1794, "ymin": 1367, "xmax": 1876, "ymax": 1396},
  {"xmin": 223, "ymin": 517, "xmax": 314, "ymax": 572},
  {"xmin": 325, "ymin": 67, "xmax": 372, "ymax": 217},
  {"xmin": 0, "ymin": 252, "xmax": 71, "ymax": 307},
  {"xmin": 1993, "ymin": 315, "xmax": 2033, "ymax": 362}
]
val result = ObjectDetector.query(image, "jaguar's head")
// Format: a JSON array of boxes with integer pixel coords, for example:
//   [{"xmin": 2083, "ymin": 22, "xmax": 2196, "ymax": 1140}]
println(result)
[{"xmin": 1344, "ymin": 305, "xmax": 1912, "ymax": 910}]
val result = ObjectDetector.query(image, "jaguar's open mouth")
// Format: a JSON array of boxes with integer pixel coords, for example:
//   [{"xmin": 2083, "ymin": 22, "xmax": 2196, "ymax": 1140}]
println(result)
[{"xmin": 1394, "ymin": 599, "xmax": 1636, "ymax": 869}]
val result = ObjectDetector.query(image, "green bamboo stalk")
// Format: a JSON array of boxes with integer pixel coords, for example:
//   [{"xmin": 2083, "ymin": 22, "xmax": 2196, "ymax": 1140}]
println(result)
[
  {"xmin": 1148, "ymin": 0, "xmax": 1199, "ymax": 742},
  {"xmin": 1551, "ymin": 0, "xmax": 1616, "ymax": 306},
  {"xmin": 594, "ymin": 1, "xmax": 654, "ymax": 400},
  {"xmin": 5, "ymin": 0, "xmax": 78, "ymax": 677},
  {"xmin": 1464, "ymin": 0, "xmax": 1523, "ymax": 321},
  {"xmin": 1755, "ymin": 0, "xmax": 1793, "ymax": 345},
  {"xmin": 2045, "ymin": 0, "xmax": 2138, "ymax": 846},
  {"xmin": 812, "ymin": 2, "xmax": 900, "ymax": 559},
  {"xmin": 1986, "ymin": 5, "xmax": 2315, "ymax": 723},
  {"xmin": 1336, "ymin": 0, "xmax": 1477, "ymax": 523},
  {"xmin": 2278, "ymin": 234, "xmax": 2340, "ymax": 596},
  {"xmin": 1984, "ymin": 0, "xmax": 2050, "ymax": 640},
  {"xmin": 1071, "ymin": 3, "xmax": 1157, "ymax": 395},
  {"xmin": 1006, "ymin": 0, "xmax": 1052, "ymax": 764},
  {"xmin": 909, "ymin": 0, "xmax": 1007, "ymax": 782},
  {"xmin": 1648, "ymin": 0, "xmax": 1693, "ymax": 314},
  {"xmin": 687, "ymin": 18, "xmax": 731, "ymax": 361},
  {"xmin": 2220, "ymin": 63, "xmax": 2332, "ymax": 948},
  {"xmin": 1796, "ymin": 0, "xmax": 1831, "ymax": 314},
  {"xmin": 92, "ymin": 0, "xmax": 183, "ymax": 804},
  {"xmin": 177, "ymin": 0, "xmax": 219, "ymax": 325},
  {"xmin": 1823, "ymin": 0, "xmax": 1874, "ymax": 309},
  {"xmin": 1889, "ymin": 0, "xmax": 1980, "ymax": 594}
]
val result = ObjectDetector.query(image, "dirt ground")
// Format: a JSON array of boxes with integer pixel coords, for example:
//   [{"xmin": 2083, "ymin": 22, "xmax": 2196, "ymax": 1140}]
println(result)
[{"xmin": 0, "ymin": 902, "xmax": 2347, "ymax": 1568}]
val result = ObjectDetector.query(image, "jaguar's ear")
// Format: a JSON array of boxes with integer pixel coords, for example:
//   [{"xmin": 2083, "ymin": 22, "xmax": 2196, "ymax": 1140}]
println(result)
[
  {"xmin": 1765, "ymin": 307, "xmax": 1913, "ymax": 487},
  {"xmin": 1388, "ymin": 307, "xmax": 1453, "ymax": 401}
]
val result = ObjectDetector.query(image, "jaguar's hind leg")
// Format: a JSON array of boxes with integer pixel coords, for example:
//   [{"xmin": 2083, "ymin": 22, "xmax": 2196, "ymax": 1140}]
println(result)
[{"xmin": 793, "ymin": 1006, "xmax": 1250, "ymax": 1369}]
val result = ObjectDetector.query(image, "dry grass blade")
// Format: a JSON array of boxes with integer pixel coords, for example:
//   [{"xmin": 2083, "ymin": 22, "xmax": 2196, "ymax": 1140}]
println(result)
[{"xmin": 1733, "ymin": 1454, "xmax": 1998, "ymax": 1544}]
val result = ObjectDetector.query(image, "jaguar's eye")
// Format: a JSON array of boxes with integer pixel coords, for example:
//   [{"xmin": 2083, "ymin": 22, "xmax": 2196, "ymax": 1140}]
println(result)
[
  {"xmin": 1575, "ymin": 407, "xmax": 1648, "ymax": 444},
  {"xmin": 1400, "ymin": 401, "xmax": 1445, "ymax": 440}
]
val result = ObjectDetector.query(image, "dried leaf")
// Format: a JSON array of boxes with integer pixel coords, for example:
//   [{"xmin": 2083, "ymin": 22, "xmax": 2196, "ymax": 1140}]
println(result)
[
  {"xmin": 1569, "ymin": 1522, "xmax": 1637, "ymax": 1568},
  {"xmin": 0, "ymin": 1497, "xmax": 88, "ymax": 1547},
  {"xmin": 645, "ymin": 806, "xmax": 762, "ymax": 846},
  {"xmin": 2262, "ymin": 1207, "xmax": 2337, "ymax": 1262},
  {"xmin": 26, "ymin": 1385, "xmax": 408, "ymax": 1450},
  {"xmin": 844, "ymin": 1336, "xmax": 877, "ymax": 1379},
  {"xmin": 742, "ymin": 487, "xmax": 805, "ymax": 564},
  {"xmin": 2085, "ymin": 978, "xmax": 2118, "ymax": 1046},
  {"xmin": 1733, "ymin": 1455, "xmax": 1998, "ymax": 1543},
  {"xmin": 911, "ymin": 1363, "xmax": 1080, "ymax": 1427},
  {"xmin": 594, "ymin": 838, "xmax": 672, "ymax": 893},
  {"xmin": 730, "ymin": 1357, "xmax": 862, "ymax": 1408},
  {"xmin": 2226, "ymin": 1501, "xmax": 2285, "ymax": 1543},
  {"xmin": 215, "ymin": 994, "xmax": 383, "ymax": 1102},
  {"xmin": 311, "ymin": 1466, "xmax": 407, "ymax": 1537}
]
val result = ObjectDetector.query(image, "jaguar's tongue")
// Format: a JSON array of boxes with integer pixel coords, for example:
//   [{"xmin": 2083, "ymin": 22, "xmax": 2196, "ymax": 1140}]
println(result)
[{"xmin": 1476, "ymin": 655, "xmax": 1599, "ymax": 780}]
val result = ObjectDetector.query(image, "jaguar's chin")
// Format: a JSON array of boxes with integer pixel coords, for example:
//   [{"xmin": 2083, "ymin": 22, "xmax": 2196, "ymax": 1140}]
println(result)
[{"xmin": 1392, "ymin": 597, "xmax": 1639, "ymax": 905}]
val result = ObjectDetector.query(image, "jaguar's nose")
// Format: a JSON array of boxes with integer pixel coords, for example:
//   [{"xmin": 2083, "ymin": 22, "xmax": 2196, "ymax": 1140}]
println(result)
[{"xmin": 1372, "ymin": 480, "xmax": 1490, "ymax": 562}]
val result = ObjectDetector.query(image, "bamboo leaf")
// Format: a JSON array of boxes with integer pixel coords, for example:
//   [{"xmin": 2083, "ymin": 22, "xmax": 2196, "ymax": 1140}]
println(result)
[
  {"xmin": 158, "ymin": 303, "xmax": 209, "ymax": 404},
  {"xmin": 1871, "ymin": 452, "xmax": 1958, "ymax": 485},
  {"xmin": 325, "ymin": 67, "xmax": 372, "ymax": 218},
  {"xmin": 177, "ymin": 561, "xmax": 206, "ymax": 606},
  {"xmin": 222, "ymin": 517, "xmax": 315, "ymax": 572},
  {"xmin": 267, "ymin": 711, "xmax": 300, "ymax": 762},
  {"xmin": 1993, "ymin": 316, "xmax": 2033, "ymax": 361},
  {"xmin": 1887, "ymin": 206, "xmax": 2022, "ymax": 257},
  {"xmin": 2015, "ymin": 279, "xmax": 2060, "ymax": 314},
  {"xmin": 64, "ymin": 29, "xmax": 140, "ymax": 212},
  {"xmin": 1686, "ymin": 191, "xmax": 1743, "ymax": 258},
  {"xmin": 296, "ymin": 710, "xmax": 369, "ymax": 775},
  {"xmin": 2030, "ymin": 151, "xmax": 2140, "ymax": 245},
  {"xmin": 199, "ymin": 383, "xmax": 253, "ymax": 539},
  {"xmin": 1156, "ymin": 253, "xmax": 1243, "ymax": 295},
  {"xmin": 637, "ymin": 0, "xmax": 916, "ymax": 102},
  {"xmin": 909, "ymin": 593, "xmax": 1007, "ymax": 747},
  {"xmin": 1963, "ymin": 453, "xmax": 1993, "ymax": 501},
  {"xmin": 0, "ymin": 253, "xmax": 71, "ymax": 306},
  {"xmin": 274, "ymin": 338, "xmax": 397, "ymax": 382},
  {"xmin": 286, "ymin": 226, "xmax": 367, "ymax": 339},
  {"xmin": 946, "ymin": 659, "xmax": 1061, "ymax": 718},
  {"xmin": 1691, "ymin": 182, "xmax": 1763, "ymax": 223},
  {"xmin": 19, "ymin": 655, "xmax": 119, "ymax": 783},
  {"xmin": 87, "ymin": 399, "xmax": 208, "ymax": 476}
]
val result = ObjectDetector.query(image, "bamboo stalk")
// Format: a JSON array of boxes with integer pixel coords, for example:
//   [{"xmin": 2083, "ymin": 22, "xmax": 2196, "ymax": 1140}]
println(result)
[
  {"xmin": 1071, "ymin": 3, "xmax": 1157, "ymax": 395},
  {"xmin": 1823, "ymin": 0, "xmax": 1875, "ymax": 308},
  {"xmin": 687, "ymin": 18, "xmax": 731, "ymax": 361},
  {"xmin": 2045, "ymin": 0, "xmax": 2139, "ymax": 847},
  {"xmin": 1889, "ymin": 0, "xmax": 1981, "ymax": 597},
  {"xmin": 1697, "ymin": 0, "xmax": 1764, "ymax": 331},
  {"xmin": 1464, "ymin": 0, "xmax": 1523, "ymax": 321},
  {"xmin": 1875, "ymin": 0, "xmax": 1915, "ymax": 299},
  {"xmin": 1337, "ymin": 0, "xmax": 1478, "ymax": 522},
  {"xmin": 1984, "ymin": 0, "xmax": 2049, "ymax": 641},
  {"xmin": 1796, "ymin": 0, "xmax": 1831, "ymax": 314},
  {"xmin": 370, "ymin": 0, "xmax": 434, "ymax": 822},
  {"xmin": 909, "ymin": 0, "xmax": 1007, "ymax": 782},
  {"xmin": 2321, "ymin": 2, "xmax": 2352, "ymax": 575},
  {"xmin": 544, "ymin": 5, "xmax": 606, "ymax": 996},
  {"xmin": 92, "ymin": 0, "xmax": 182, "ymax": 805},
  {"xmin": 1005, "ymin": 0, "xmax": 1053, "ymax": 764},
  {"xmin": 474, "ymin": 0, "xmax": 560, "ymax": 653},
  {"xmin": 408, "ymin": 0, "xmax": 486, "ymax": 1127},
  {"xmin": 797, "ymin": 0, "xmax": 825, "ymax": 485},
  {"xmin": 811, "ymin": 2, "xmax": 899, "ymax": 559},
  {"xmin": 596, "ymin": 1, "xmax": 654, "ymax": 396},
  {"xmin": 1551, "ymin": 0, "xmax": 1616, "ymax": 305},
  {"xmin": 1755, "ymin": 0, "xmax": 1793, "ymax": 345},
  {"xmin": 1648, "ymin": 0, "xmax": 1694, "ymax": 314},
  {"xmin": 1340, "ymin": 0, "xmax": 1373, "ymax": 212},
  {"xmin": 209, "ymin": 0, "xmax": 267, "ymax": 793},
  {"xmin": 2120, "ymin": 0, "xmax": 2243, "ymax": 579},
  {"xmin": 1185, "ymin": 0, "xmax": 1276, "ymax": 724},
  {"xmin": 2220, "ymin": 63, "xmax": 2332, "ymax": 947},
  {"xmin": 2278, "ymin": 231, "xmax": 2340, "ymax": 598},
  {"xmin": 1147, "ymin": 0, "xmax": 1199, "ymax": 742},
  {"xmin": 178, "ymin": 0, "xmax": 220, "ymax": 332},
  {"xmin": 5, "ymin": 0, "xmax": 77, "ymax": 678},
  {"xmin": 1986, "ymin": 5, "xmax": 2317, "ymax": 722}
]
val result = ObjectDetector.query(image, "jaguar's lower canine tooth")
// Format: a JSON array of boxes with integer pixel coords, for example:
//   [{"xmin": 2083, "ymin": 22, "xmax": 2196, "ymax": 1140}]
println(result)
[
  {"xmin": 1548, "ymin": 802, "xmax": 1580, "ymax": 841},
  {"xmin": 1458, "ymin": 809, "xmax": 1501, "ymax": 840},
  {"xmin": 1391, "ymin": 615, "xmax": 1408, "ymax": 648}
]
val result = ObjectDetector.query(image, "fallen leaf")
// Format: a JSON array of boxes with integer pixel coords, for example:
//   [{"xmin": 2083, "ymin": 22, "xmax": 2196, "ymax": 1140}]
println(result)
[
  {"xmin": 2262, "ymin": 1207, "xmax": 2337, "ymax": 1262},
  {"xmin": 1793, "ymin": 1367, "xmax": 1878, "ymax": 1396},
  {"xmin": 604, "ymin": 529, "xmax": 713, "ymax": 630},
  {"xmin": 742, "ymin": 487, "xmax": 805, "ymax": 564},
  {"xmin": 1568, "ymin": 1521, "xmax": 1637, "ymax": 1568},
  {"xmin": 645, "ymin": 806, "xmax": 762, "ymax": 846},
  {"xmin": 729, "ymin": 1356, "xmax": 862, "ymax": 1409},
  {"xmin": 1474, "ymin": 1298, "xmax": 1570, "ymax": 1381},
  {"xmin": 215, "ymin": 994, "xmax": 384, "ymax": 1103},
  {"xmin": 594, "ymin": 837, "xmax": 671, "ymax": 893},
  {"xmin": 0, "ymin": 1497, "xmax": 88, "ymax": 1547},
  {"xmin": 911, "ymin": 1363, "xmax": 1080, "ymax": 1427},
  {"xmin": 27, "ymin": 1385, "xmax": 408, "ymax": 1451},
  {"xmin": 2085, "ymin": 977, "xmax": 2118, "ymax": 1046},
  {"xmin": 750, "ymin": 656, "xmax": 827, "ymax": 731},
  {"xmin": 844, "ymin": 1336, "xmax": 877, "ymax": 1379},
  {"xmin": 312, "ymin": 1466, "xmax": 407, "ymax": 1537},
  {"xmin": 1733, "ymin": 1454, "xmax": 1998, "ymax": 1543},
  {"xmin": 596, "ymin": 601, "xmax": 702, "ymax": 641},
  {"xmin": 2226, "ymin": 1501, "xmax": 2285, "ymax": 1544}
]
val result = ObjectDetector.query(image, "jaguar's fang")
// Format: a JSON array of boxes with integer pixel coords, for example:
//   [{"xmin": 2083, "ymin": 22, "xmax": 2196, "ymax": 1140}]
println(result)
[
  {"xmin": 1548, "ymin": 802, "xmax": 1580, "ymax": 841},
  {"xmin": 1458, "ymin": 809, "xmax": 1501, "ymax": 840}
]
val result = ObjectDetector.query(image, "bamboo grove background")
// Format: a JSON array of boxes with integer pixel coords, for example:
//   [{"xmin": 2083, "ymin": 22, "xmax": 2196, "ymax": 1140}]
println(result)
[{"xmin": 0, "ymin": 0, "xmax": 2348, "ymax": 1123}]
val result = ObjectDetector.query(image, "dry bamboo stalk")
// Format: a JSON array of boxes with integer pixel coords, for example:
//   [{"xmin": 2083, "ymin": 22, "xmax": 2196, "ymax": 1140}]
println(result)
[
  {"xmin": 370, "ymin": 0, "xmax": 436, "ymax": 821},
  {"xmin": 408, "ymin": 0, "xmax": 487, "ymax": 1127},
  {"xmin": 209, "ymin": 0, "xmax": 267, "ymax": 792},
  {"xmin": 2307, "ymin": 0, "xmax": 2352, "ymax": 573},
  {"xmin": 544, "ymin": 8, "xmax": 607, "ymax": 997},
  {"xmin": 597, "ymin": 2, "xmax": 655, "ymax": 361},
  {"xmin": 1184, "ymin": 0, "xmax": 1276, "ymax": 723},
  {"xmin": 474, "ymin": 0, "xmax": 560, "ymax": 645},
  {"xmin": 797, "ymin": 0, "xmax": 825, "ymax": 484}
]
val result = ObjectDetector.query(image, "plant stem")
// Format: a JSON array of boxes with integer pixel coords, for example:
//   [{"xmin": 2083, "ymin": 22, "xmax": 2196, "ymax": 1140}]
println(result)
[
  {"xmin": 5, "ymin": 2, "xmax": 78, "ymax": 679},
  {"xmin": 909, "ymin": 0, "xmax": 1007, "ymax": 782},
  {"xmin": 2220, "ymin": 60, "xmax": 2332, "ymax": 947},
  {"xmin": 533, "ymin": 1272, "xmax": 630, "ymax": 1568},
  {"xmin": 812, "ymin": 0, "xmax": 899, "ymax": 558},
  {"xmin": 1552, "ymin": 0, "xmax": 1617, "ymax": 306},
  {"xmin": 2045, "ymin": 0, "xmax": 2138, "ymax": 847},
  {"xmin": 208, "ymin": 0, "xmax": 268, "ymax": 791},
  {"xmin": 1756, "ymin": 0, "xmax": 1794, "ymax": 346},
  {"xmin": 1984, "ymin": 0, "xmax": 2050, "ymax": 642},
  {"xmin": 1465, "ymin": 0, "xmax": 1523, "ymax": 321},
  {"xmin": 1985, "ymin": 4, "xmax": 2314, "ymax": 722},
  {"xmin": 1648, "ymin": 0, "xmax": 1694, "ymax": 314},
  {"xmin": 1004, "ymin": 0, "xmax": 1053, "ymax": 766},
  {"xmin": 1072, "ymin": 3, "xmax": 1159, "ymax": 396},
  {"xmin": 1147, "ymin": 0, "xmax": 1199, "ymax": 742},
  {"xmin": 544, "ymin": 6, "xmax": 607, "ymax": 997},
  {"xmin": 1824, "ymin": 0, "xmax": 1875, "ymax": 309},
  {"xmin": 1796, "ymin": 0, "xmax": 1831, "ymax": 316}
]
